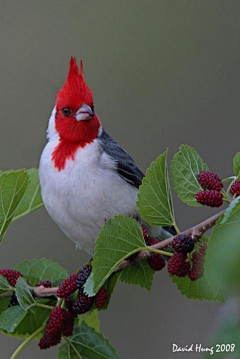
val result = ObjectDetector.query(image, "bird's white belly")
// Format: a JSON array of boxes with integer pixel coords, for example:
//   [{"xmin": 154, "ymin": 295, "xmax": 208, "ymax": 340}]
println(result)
[{"xmin": 39, "ymin": 139, "xmax": 139, "ymax": 254}]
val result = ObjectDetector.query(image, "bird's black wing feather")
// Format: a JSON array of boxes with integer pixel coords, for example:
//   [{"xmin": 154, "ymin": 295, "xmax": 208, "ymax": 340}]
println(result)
[{"xmin": 99, "ymin": 129, "xmax": 144, "ymax": 189}]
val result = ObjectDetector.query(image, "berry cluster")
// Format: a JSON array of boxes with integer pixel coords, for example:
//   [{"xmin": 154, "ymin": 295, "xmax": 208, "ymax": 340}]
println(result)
[
  {"xmin": 38, "ymin": 307, "xmax": 74, "ymax": 349},
  {"xmin": 196, "ymin": 171, "xmax": 223, "ymax": 207},
  {"xmin": 168, "ymin": 235, "xmax": 207, "ymax": 281},
  {"xmin": 57, "ymin": 266, "xmax": 107, "ymax": 319}
]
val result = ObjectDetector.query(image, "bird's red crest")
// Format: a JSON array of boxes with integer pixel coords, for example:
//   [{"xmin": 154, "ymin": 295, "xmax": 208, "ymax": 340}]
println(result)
[{"xmin": 56, "ymin": 57, "xmax": 93, "ymax": 111}]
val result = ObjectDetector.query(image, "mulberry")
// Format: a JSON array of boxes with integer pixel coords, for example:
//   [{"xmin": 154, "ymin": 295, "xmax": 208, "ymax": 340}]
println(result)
[
  {"xmin": 172, "ymin": 234, "xmax": 195, "ymax": 253},
  {"xmin": 230, "ymin": 179, "xmax": 240, "ymax": 197},
  {"xmin": 189, "ymin": 243, "xmax": 207, "ymax": 281},
  {"xmin": 168, "ymin": 252, "xmax": 190, "ymax": 277},
  {"xmin": 57, "ymin": 273, "xmax": 78, "ymax": 298},
  {"xmin": 76, "ymin": 266, "xmax": 92, "ymax": 289},
  {"xmin": 95, "ymin": 287, "xmax": 107, "ymax": 308},
  {"xmin": 0, "ymin": 269, "xmax": 23, "ymax": 287},
  {"xmin": 196, "ymin": 190, "xmax": 223, "ymax": 207},
  {"xmin": 198, "ymin": 171, "xmax": 223, "ymax": 191}
]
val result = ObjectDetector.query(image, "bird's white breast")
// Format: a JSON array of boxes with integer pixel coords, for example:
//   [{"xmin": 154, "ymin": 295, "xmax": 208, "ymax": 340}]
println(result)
[{"xmin": 39, "ymin": 133, "xmax": 139, "ymax": 254}]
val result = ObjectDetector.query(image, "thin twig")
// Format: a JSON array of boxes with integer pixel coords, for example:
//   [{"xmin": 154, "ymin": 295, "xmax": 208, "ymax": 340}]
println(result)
[{"xmin": 32, "ymin": 209, "xmax": 224, "ymax": 297}]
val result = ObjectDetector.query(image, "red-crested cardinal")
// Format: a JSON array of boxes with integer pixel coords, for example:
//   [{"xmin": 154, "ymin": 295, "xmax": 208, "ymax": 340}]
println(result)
[{"xmin": 39, "ymin": 57, "xmax": 173, "ymax": 254}]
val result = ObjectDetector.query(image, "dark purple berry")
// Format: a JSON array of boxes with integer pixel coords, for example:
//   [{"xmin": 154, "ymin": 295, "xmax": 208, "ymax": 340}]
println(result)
[
  {"xmin": 76, "ymin": 266, "xmax": 92, "ymax": 289},
  {"xmin": 72, "ymin": 291, "xmax": 94, "ymax": 315},
  {"xmin": 172, "ymin": 234, "xmax": 195, "ymax": 253},
  {"xmin": 36, "ymin": 280, "xmax": 52, "ymax": 288}
]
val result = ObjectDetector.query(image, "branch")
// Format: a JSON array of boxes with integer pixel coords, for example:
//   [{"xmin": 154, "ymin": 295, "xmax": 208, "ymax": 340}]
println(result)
[{"xmin": 32, "ymin": 209, "xmax": 224, "ymax": 297}]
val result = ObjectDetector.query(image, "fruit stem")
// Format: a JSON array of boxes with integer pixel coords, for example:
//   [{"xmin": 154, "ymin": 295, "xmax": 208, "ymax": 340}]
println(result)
[
  {"xmin": 221, "ymin": 189, "xmax": 231, "ymax": 202},
  {"xmin": 146, "ymin": 247, "xmax": 173, "ymax": 257},
  {"xmin": 33, "ymin": 303, "xmax": 54, "ymax": 311},
  {"xmin": 10, "ymin": 324, "xmax": 45, "ymax": 359}
]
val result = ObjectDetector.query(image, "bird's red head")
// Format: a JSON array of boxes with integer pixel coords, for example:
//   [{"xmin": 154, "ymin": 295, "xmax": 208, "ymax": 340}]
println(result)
[{"xmin": 55, "ymin": 57, "xmax": 100, "ymax": 142}]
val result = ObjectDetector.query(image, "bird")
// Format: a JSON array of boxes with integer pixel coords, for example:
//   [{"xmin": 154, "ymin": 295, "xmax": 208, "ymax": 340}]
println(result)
[{"xmin": 39, "ymin": 57, "xmax": 173, "ymax": 255}]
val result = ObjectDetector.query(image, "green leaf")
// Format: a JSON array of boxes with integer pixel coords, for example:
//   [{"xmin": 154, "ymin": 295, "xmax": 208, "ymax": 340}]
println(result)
[
  {"xmin": 0, "ymin": 306, "xmax": 27, "ymax": 333},
  {"xmin": 15, "ymin": 278, "xmax": 35, "ymax": 311},
  {"xmin": 171, "ymin": 275, "xmax": 225, "ymax": 302},
  {"xmin": 86, "ymin": 216, "xmax": 146, "ymax": 295},
  {"xmin": 58, "ymin": 323, "xmax": 120, "ymax": 359},
  {"xmin": 100, "ymin": 272, "xmax": 121, "ymax": 310},
  {"xmin": 0, "ymin": 297, "xmax": 11, "ymax": 315},
  {"xmin": 0, "ymin": 275, "xmax": 13, "ymax": 294},
  {"xmin": 171, "ymin": 145, "xmax": 209, "ymax": 206},
  {"xmin": 0, "ymin": 299, "xmax": 52, "ymax": 338},
  {"xmin": 137, "ymin": 150, "xmax": 175, "ymax": 226},
  {"xmin": 0, "ymin": 170, "xmax": 29, "ymax": 243},
  {"xmin": 13, "ymin": 168, "xmax": 43, "ymax": 221},
  {"xmin": 120, "ymin": 259, "xmax": 154, "ymax": 291},
  {"xmin": 15, "ymin": 258, "xmax": 69, "ymax": 286},
  {"xmin": 233, "ymin": 152, "xmax": 240, "ymax": 177},
  {"xmin": 79, "ymin": 309, "xmax": 100, "ymax": 332},
  {"xmin": 205, "ymin": 200, "xmax": 240, "ymax": 294}
]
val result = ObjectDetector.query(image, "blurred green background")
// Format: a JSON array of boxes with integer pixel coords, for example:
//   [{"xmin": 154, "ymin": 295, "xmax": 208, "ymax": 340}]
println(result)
[{"xmin": 0, "ymin": 1, "xmax": 239, "ymax": 358}]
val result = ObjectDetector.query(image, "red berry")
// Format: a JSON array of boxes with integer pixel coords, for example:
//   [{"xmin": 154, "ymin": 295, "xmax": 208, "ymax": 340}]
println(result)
[
  {"xmin": 62, "ymin": 311, "xmax": 74, "ymax": 337},
  {"xmin": 189, "ymin": 243, "xmax": 207, "ymax": 281},
  {"xmin": 76, "ymin": 266, "xmax": 92, "ymax": 289},
  {"xmin": 196, "ymin": 190, "xmax": 223, "ymax": 207},
  {"xmin": 38, "ymin": 307, "xmax": 65, "ymax": 349},
  {"xmin": 172, "ymin": 234, "xmax": 195, "ymax": 253},
  {"xmin": 36, "ymin": 280, "xmax": 52, "ymax": 288},
  {"xmin": 198, "ymin": 171, "xmax": 223, "ymax": 191},
  {"xmin": 147, "ymin": 254, "xmax": 165, "ymax": 271},
  {"xmin": 146, "ymin": 237, "xmax": 159, "ymax": 246},
  {"xmin": 230, "ymin": 179, "xmax": 240, "ymax": 197},
  {"xmin": 95, "ymin": 287, "xmax": 107, "ymax": 308},
  {"xmin": 168, "ymin": 252, "xmax": 190, "ymax": 277},
  {"xmin": 72, "ymin": 291, "xmax": 94, "ymax": 315},
  {"xmin": 141, "ymin": 224, "xmax": 149, "ymax": 240},
  {"xmin": 57, "ymin": 273, "xmax": 78, "ymax": 298},
  {"xmin": 0, "ymin": 269, "xmax": 23, "ymax": 287}
]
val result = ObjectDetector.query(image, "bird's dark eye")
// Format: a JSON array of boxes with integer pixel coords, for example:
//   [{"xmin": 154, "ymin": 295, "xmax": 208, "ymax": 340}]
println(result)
[{"xmin": 62, "ymin": 107, "xmax": 72, "ymax": 117}]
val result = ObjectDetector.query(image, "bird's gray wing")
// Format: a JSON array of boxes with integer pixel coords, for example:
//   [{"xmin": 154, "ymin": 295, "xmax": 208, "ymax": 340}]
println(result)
[{"xmin": 99, "ymin": 129, "xmax": 144, "ymax": 189}]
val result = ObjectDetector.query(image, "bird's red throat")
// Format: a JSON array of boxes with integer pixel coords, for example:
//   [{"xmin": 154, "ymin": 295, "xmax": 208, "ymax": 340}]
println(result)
[{"xmin": 52, "ymin": 114, "xmax": 101, "ymax": 171}]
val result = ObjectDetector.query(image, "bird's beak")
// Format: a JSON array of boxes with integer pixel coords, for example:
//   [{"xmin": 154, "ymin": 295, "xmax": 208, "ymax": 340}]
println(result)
[{"xmin": 74, "ymin": 104, "xmax": 94, "ymax": 121}]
